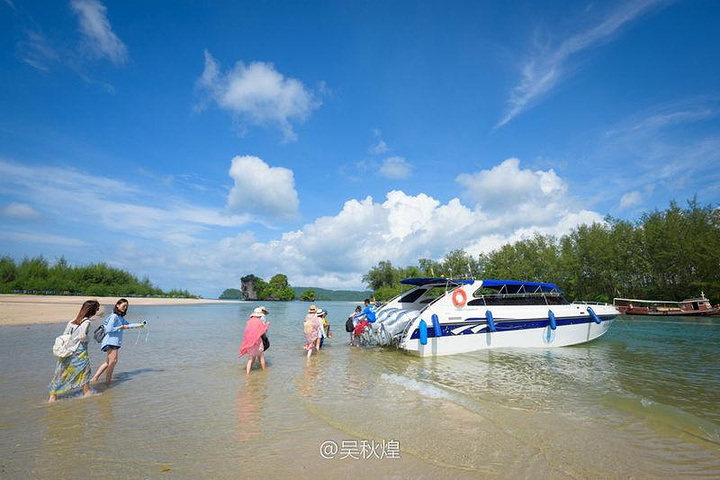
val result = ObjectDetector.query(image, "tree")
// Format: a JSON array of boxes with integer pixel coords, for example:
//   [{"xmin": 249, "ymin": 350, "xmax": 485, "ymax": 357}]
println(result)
[
  {"xmin": 267, "ymin": 274, "xmax": 295, "ymax": 301},
  {"xmin": 362, "ymin": 260, "xmax": 398, "ymax": 291},
  {"xmin": 300, "ymin": 288, "xmax": 316, "ymax": 302},
  {"xmin": 0, "ymin": 256, "xmax": 196, "ymax": 297},
  {"xmin": 440, "ymin": 249, "xmax": 479, "ymax": 279},
  {"xmin": 360, "ymin": 199, "xmax": 720, "ymax": 304}
]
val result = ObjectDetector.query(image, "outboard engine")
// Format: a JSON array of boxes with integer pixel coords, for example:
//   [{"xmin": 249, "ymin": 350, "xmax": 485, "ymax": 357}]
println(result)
[{"xmin": 375, "ymin": 309, "xmax": 420, "ymax": 346}]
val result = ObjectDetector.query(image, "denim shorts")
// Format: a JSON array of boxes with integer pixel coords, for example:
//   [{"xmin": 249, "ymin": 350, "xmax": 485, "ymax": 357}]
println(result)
[{"xmin": 102, "ymin": 345, "xmax": 121, "ymax": 352}]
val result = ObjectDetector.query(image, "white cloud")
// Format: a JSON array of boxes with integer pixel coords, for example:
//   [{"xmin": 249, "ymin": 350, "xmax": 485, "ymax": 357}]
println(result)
[
  {"xmin": 0, "ymin": 202, "xmax": 41, "ymax": 219},
  {"xmin": 0, "ymin": 157, "xmax": 604, "ymax": 295},
  {"xmin": 16, "ymin": 31, "xmax": 60, "ymax": 72},
  {"xmin": 456, "ymin": 157, "xmax": 567, "ymax": 215},
  {"xmin": 70, "ymin": 0, "xmax": 128, "ymax": 65},
  {"xmin": 618, "ymin": 191, "xmax": 642, "ymax": 210},
  {"xmin": 379, "ymin": 156, "xmax": 412, "ymax": 179},
  {"xmin": 597, "ymin": 97, "xmax": 720, "ymax": 205},
  {"xmin": 197, "ymin": 51, "xmax": 320, "ymax": 142},
  {"xmin": 607, "ymin": 96, "xmax": 720, "ymax": 136},
  {"xmin": 159, "ymin": 179, "xmax": 602, "ymax": 292},
  {"xmin": 0, "ymin": 158, "xmax": 249, "ymax": 245},
  {"xmin": 0, "ymin": 231, "xmax": 86, "ymax": 246},
  {"xmin": 497, "ymin": 0, "xmax": 663, "ymax": 128},
  {"xmin": 369, "ymin": 129, "xmax": 388, "ymax": 155},
  {"xmin": 226, "ymin": 155, "xmax": 299, "ymax": 220}
]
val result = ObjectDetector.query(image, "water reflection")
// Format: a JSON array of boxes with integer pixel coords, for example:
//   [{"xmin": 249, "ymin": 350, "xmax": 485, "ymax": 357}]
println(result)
[
  {"xmin": 297, "ymin": 359, "xmax": 321, "ymax": 400},
  {"xmin": 39, "ymin": 399, "xmax": 93, "ymax": 476},
  {"xmin": 235, "ymin": 375, "xmax": 267, "ymax": 443}
]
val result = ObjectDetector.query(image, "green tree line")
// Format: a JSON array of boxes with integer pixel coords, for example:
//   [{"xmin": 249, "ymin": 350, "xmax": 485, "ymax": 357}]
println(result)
[
  {"xmin": 0, "ymin": 256, "xmax": 197, "ymax": 298},
  {"xmin": 363, "ymin": 200, "xmax": 720, "ymax": 303}
]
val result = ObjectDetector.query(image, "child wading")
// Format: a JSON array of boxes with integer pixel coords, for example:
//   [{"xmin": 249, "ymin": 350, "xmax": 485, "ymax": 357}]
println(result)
[
  {"xmin": 239, "ymin": 307, "xmax": 270, "ymax": 375},
  {"xmin": 48, "ymin": 300, "xmax": 101, "ymax": 403}
]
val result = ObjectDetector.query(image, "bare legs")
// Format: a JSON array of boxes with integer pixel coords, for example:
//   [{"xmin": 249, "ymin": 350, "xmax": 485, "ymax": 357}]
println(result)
[
  {"xmin": 47, "ymin": 381, "xmax": 94, "ymax": 403},
  {"xmin": 90, "ymin": 348, "xmax": 119, "ymax": 385},
  {"xmin": 246, "ymin": 353, "xmax": 266, "ymax": 375}
]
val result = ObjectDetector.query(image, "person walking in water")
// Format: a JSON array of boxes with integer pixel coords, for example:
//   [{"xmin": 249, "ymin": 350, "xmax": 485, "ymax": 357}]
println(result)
[
  {"xmin": 303, "ymin": 305, "xmax": 321, "ymax": 359},
  {"xmin": 347, "ymin": 305, "xmax": 362, "ymax": 346},
  {"xmin": 91, "ymin": 298, "xmax": 144, "ymax": 386},
  {"xmin": 239, "ymin": 307, "xmax": 270, "ymax": 375},
  {"xmin": 48, "ymin": 300, "xmax": 101, "ymax": 403}
]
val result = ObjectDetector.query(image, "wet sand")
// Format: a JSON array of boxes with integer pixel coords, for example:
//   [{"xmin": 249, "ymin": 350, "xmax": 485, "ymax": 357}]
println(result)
[{"xmin": 0, "ymin": 294, "xmax": 235, "ymax": 326}]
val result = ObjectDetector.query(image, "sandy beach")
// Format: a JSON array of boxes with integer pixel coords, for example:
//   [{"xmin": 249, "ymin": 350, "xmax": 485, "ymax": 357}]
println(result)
[{"xmin": 0, "ymin": 294, "xmax": 236, "ymax": 326}]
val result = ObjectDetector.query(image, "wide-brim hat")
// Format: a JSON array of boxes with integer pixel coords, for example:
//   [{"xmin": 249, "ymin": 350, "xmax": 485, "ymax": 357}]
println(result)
[
  {"xmin": 251, "ymin": 306, "xmax": 267, "ymax": 316},
  {"xmin": 308, "ymin": 305, "xmax": 317, "ymax": 312}
]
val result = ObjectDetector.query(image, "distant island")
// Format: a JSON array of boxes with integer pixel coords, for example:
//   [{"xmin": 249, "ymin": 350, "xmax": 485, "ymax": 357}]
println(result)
[
  {"xmin": 219, "ymin": 274, "xmax": 294, "ymax": 301},
  {"xmin": 218, "ymin": 273, "xmax": 371, "ymax": 301},
  {"xmin": 292, "ymin": 286, "xmax": 373, "ymax": 302}
]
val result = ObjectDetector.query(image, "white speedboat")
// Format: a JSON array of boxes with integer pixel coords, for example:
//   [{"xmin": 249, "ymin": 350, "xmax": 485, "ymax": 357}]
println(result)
[{"xmin": 372, "ymin": 278, "xmax": 619, "ymax": 357}]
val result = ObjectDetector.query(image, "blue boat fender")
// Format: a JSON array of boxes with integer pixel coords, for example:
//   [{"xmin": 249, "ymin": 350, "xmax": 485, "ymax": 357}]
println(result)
[
  {"xmin": 432, "ymin": 314, "xmax": 443, "ymax": 337},
  {"xmin": 485, "ymin": 310, "xmax": 497, "ymax": 332},
  {"xmin": 548, "ymin": 309, "xmax": 557, "ymax": 330},
  {"xmin": 419, "ymin": 319, "xmax": 428, "ymax": 345},
  {"xmin": 587, "ymin": 306, "xmax": 602, "ymax": 324}
]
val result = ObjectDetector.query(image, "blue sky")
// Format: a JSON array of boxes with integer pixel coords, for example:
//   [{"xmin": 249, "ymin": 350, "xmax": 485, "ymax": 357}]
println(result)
[{"xmin": 1, "ymin": 0, "xmax": 719, "ymax": 298}]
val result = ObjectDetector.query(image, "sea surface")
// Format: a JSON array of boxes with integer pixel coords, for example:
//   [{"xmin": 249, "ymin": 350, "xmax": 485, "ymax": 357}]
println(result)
[{"xmin": 1, "ymin": 301, "xmax": 719, "ymax": 479}]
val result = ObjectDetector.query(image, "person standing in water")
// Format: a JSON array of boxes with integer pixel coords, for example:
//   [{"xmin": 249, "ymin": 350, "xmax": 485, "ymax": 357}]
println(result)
[
  {"xmin": 347, "ymin": 305, "xmax": 362, "ymax": 346},
  {"xmin": 303, "ymin": 305, "xmax": 321, "ymax": 359},
  {"xmin": 239, "ymin": 307, "xmax": 270, "ymax": 375},
  {"xmin": 91, "ymin": 298, "xmax": 144, "ymax": 386},
  {"xmin": 48, "ymin": 300, "xmax": 101, "ymax": 403}
]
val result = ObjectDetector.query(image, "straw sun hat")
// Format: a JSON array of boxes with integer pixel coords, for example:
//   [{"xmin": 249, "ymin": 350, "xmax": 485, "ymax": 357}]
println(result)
[
  {"xmin": 308, "ymin": 305, "xmax": 317, "ymax": 313},
  {"xmin": 251, "ymin": 306, "xmax": 269, "ymax": 316}
]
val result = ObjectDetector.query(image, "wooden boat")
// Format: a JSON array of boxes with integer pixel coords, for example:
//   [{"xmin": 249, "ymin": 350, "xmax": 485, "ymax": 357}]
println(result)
[{"xmin": 613, "ymin": 292, "xmax": 720, "ymax": 316}]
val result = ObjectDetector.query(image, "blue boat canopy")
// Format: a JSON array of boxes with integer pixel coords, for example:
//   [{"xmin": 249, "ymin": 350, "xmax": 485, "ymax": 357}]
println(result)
[
  {"xmin": 400, "ymin": 277, "xmax": 475, "ymax": 286},
  {"xmin": 480, "ymin": 279, "xmax": 560, "ymax": 293},
  {"xmin": 400, "ymin": 278, "xmax": 561, "ymax": 294}
]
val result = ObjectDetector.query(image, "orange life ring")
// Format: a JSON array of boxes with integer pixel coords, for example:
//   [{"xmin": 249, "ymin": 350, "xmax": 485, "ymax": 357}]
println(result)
[{"xmin": 452, "ymin": 288, "xmax": 467, "ymax": 308}]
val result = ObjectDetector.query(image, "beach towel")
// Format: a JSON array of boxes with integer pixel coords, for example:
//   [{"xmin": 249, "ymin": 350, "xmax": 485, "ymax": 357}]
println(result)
[{"xmin": 239, "ymin": 316, "xmax": 270, "ymax": 358}]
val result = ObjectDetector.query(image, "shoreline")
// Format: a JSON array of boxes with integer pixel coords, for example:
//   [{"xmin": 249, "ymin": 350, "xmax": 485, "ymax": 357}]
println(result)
[{"xmin": 0, "ymin": 294, "xmax": 237, "ymax": 326}]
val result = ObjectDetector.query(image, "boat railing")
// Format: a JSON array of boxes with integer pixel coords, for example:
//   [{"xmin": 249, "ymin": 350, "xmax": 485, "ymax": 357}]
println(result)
[
  {"xmin": 473, "ymin": 292, "xmax": 564, "ymax": 300},
  {"xmin": 472, "ymin": 292, "xmax": 570, "ymax": 306}
]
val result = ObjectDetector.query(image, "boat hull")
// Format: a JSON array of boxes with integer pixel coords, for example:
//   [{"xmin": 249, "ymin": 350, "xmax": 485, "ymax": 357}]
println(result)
[{"xmin": 398, "ymin": 311, "xmax": 616, "ymax": 357}]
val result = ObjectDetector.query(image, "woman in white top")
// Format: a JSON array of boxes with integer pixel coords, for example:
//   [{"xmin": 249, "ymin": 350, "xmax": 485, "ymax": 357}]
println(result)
[{"xmin": 48, "ymin": 300, "xmax": 100, "ymax": 403}]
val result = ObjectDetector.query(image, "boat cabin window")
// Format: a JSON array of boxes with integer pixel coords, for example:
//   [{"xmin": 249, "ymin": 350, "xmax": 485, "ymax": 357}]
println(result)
[
  {"xmin": 469, "ymin": 295, "xmax": 568, "ymax": 306},
  {"xmin": 473, "ymin": 287, "xmax": 499, "ymax": 297},
  {"xmin": 419, "ymin": 286, "xmax": 451, "ymax": 303},
  {"xmin": 399, "ymin": 288, "xmax": 427, "ymax": 303}
]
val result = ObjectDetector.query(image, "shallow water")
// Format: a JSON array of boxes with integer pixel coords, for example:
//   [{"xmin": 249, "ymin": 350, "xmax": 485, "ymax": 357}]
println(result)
[{"xmin": 1, "ymin": 302, "xmax": 719, "ymax": 479}]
